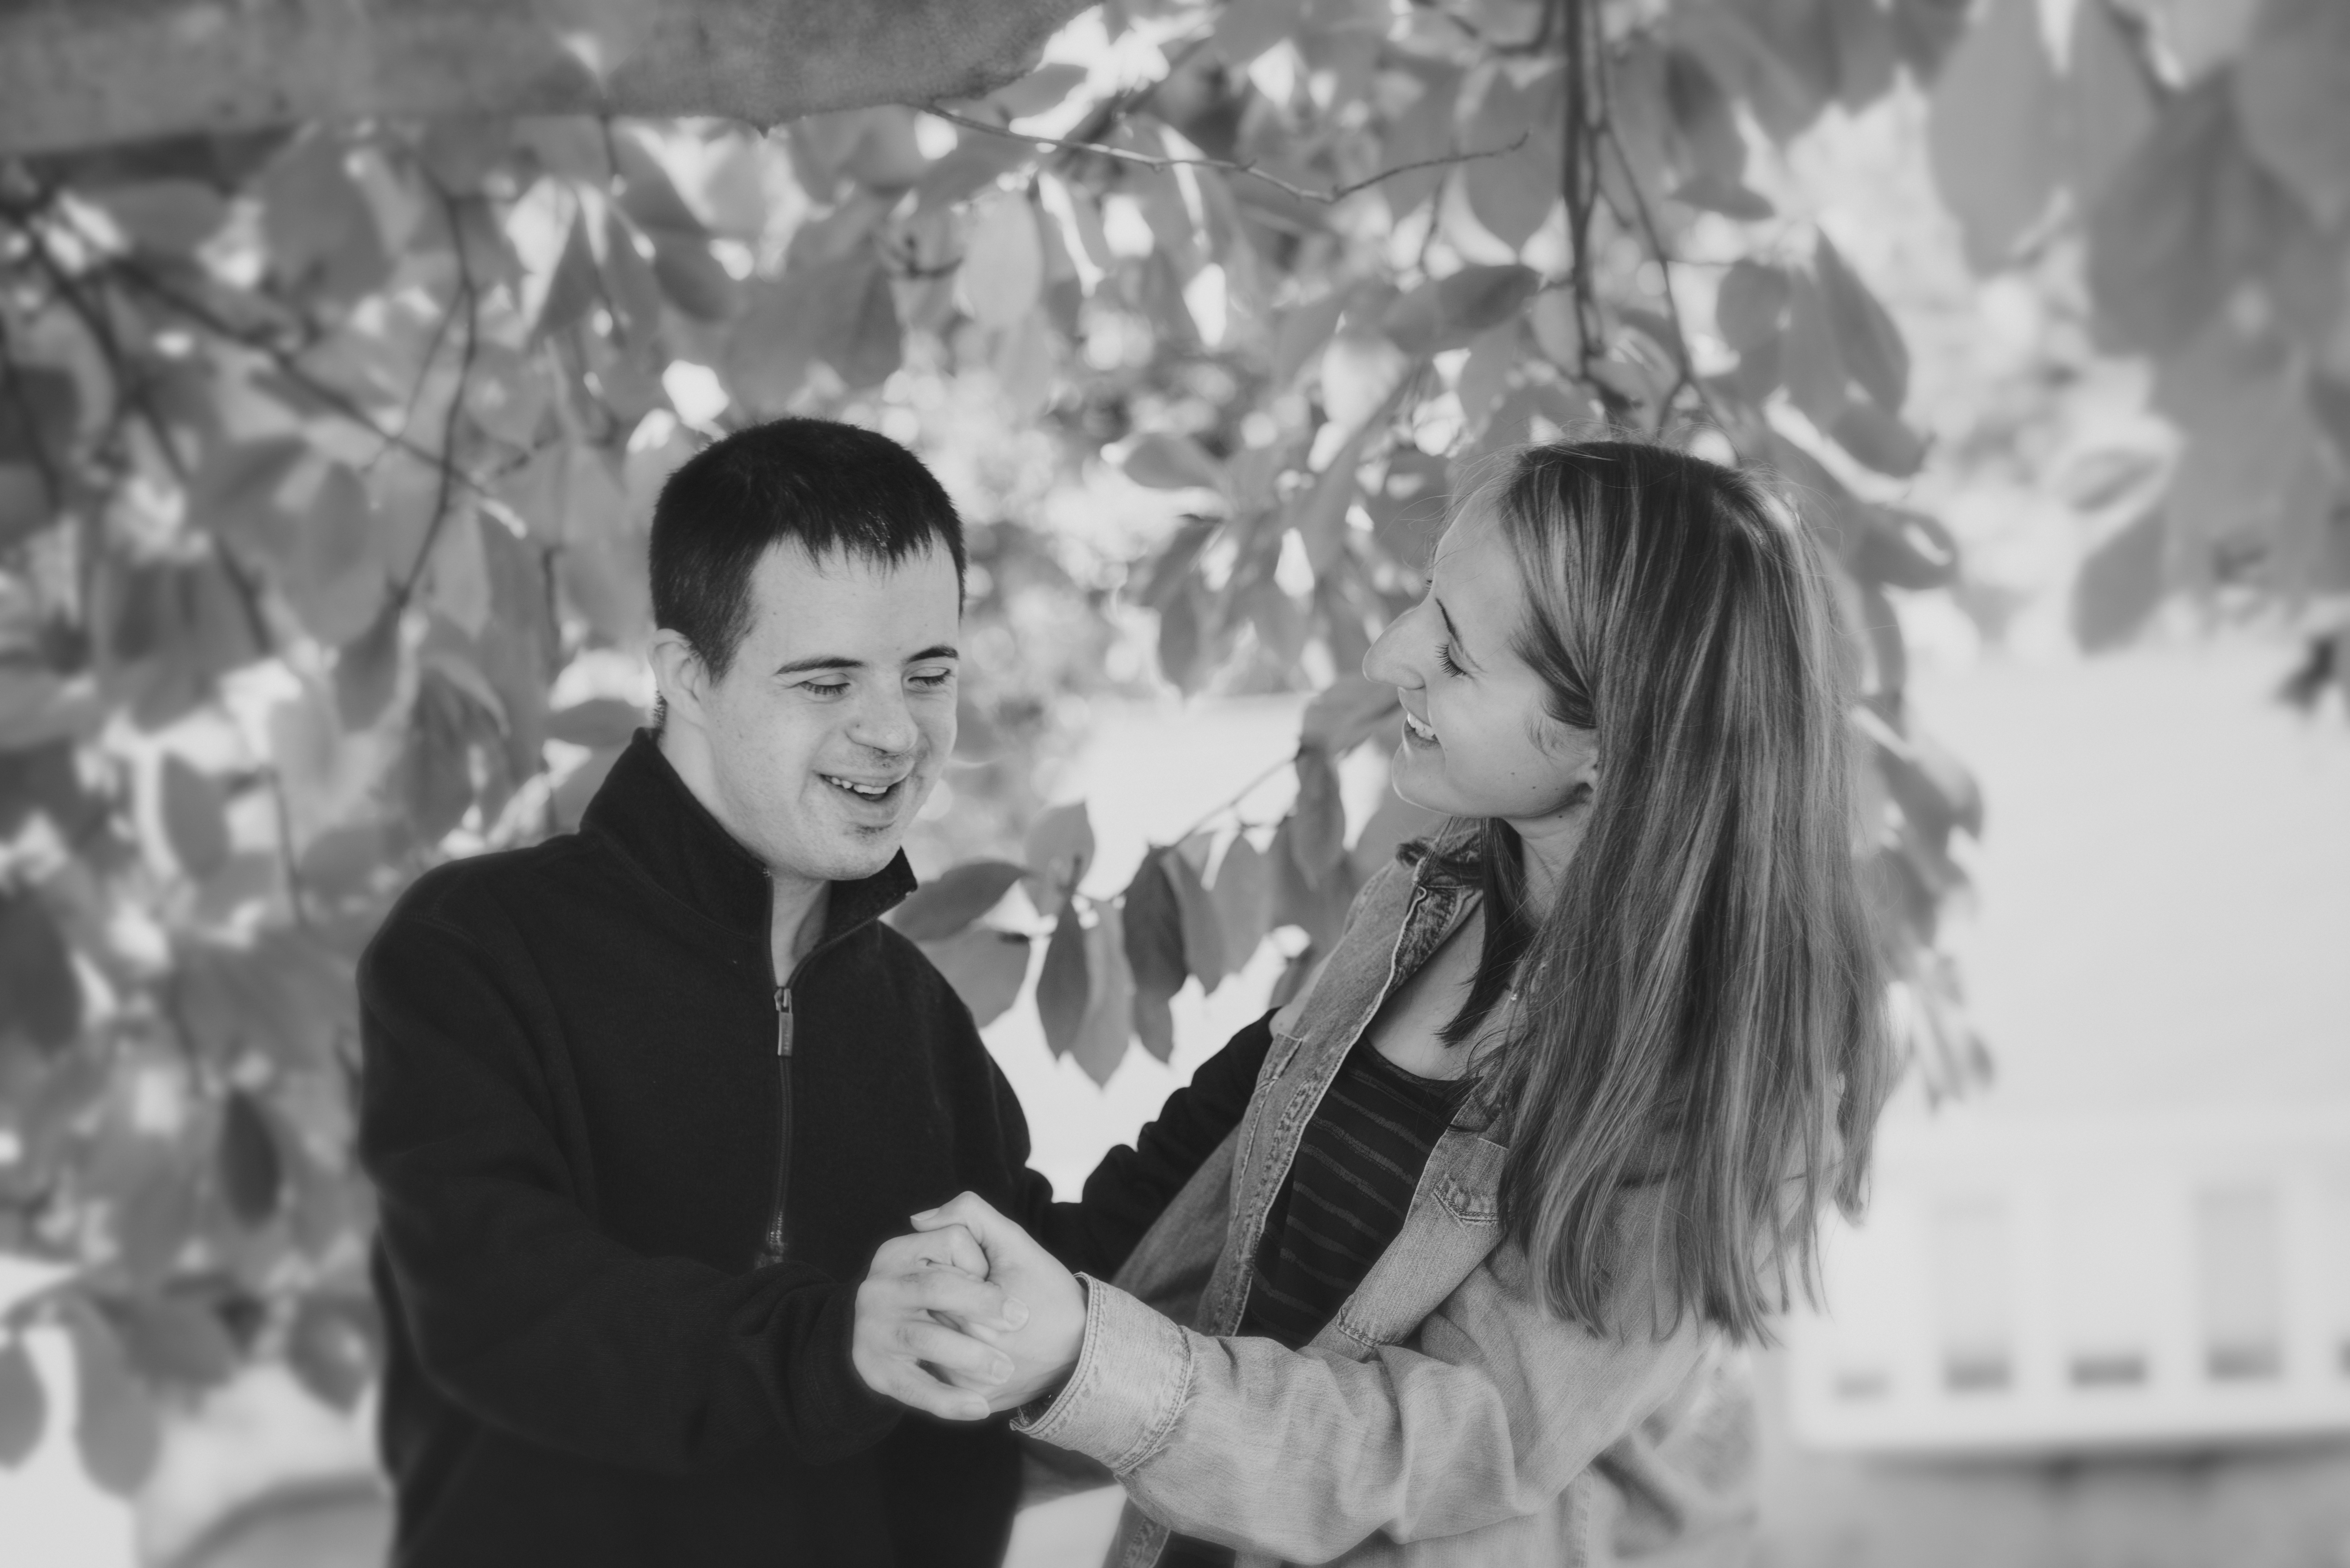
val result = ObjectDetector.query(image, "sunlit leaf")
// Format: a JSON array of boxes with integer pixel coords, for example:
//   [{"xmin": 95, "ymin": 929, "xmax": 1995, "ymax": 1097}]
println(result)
[
  {"xmin": 1381, "ymin": 265, "xmax": 1540, "ymax": 357},
  {"xmin": 893, "ymin": 859, "xmax": 1027, "ymax": 942},
  {"xmin": 2067, "ymin": 0, "xmax": 2158, "ymax": 213},
  {"xmin": 88, "ymin": 179, "xmax": 227, "ymax": 254},
  {"xmin": 917, "ymin": 927, "xmax": 1032, "ymax": 1028},
  {"xmin": 1832, "ymin": 402, "xmax": 1928, "ymax": 479},
  {"xmin": 287, "ymin": 1293, "xmax": 381, "ymax": 1412},
  {"xmin": 1301, "ymin": 675, "xmax": 1401, "ymax": 756},
  {"xmin": 1123, "ymin": 433, "xmax": 1227, "ymax": 493},
  {"xmin": 984, "ymin": 62, "xmax": 1092, "ymax": 119},
  {"xmin": 1925, "ymin": 0, "xmax": 2061, "ymax": 271},
  {"xmin": 1213, "ymin": 0, "xmax": 1305, "ymax": 66}
]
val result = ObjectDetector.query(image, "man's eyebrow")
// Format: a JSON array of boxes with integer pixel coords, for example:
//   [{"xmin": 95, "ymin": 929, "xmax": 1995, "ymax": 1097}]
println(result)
[{"xmin": 772, "ymin": 645, "xmax": 959, "ymax": 676}]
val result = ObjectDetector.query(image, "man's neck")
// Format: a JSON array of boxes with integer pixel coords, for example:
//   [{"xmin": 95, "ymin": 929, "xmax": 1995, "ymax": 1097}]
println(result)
[{"xmin": 771, "ymin": 875, "xmax": 830, "ymax": 984}]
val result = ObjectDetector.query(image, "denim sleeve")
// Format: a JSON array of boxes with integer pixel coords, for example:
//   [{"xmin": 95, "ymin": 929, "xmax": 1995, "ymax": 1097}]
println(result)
[{"xmin": 1014, "ymin": 1205, "xmax": 1709, "ymax": 1563}]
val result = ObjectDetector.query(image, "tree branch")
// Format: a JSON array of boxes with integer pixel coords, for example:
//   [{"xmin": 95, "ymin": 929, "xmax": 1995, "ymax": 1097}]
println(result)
[
  {"xmin": 1594, "ymin": 77, "xmax": 1723, "ymax": 434},
  {"xmin": 924, "ymin": 103, "xmax": 1530, "ymax": 207},
  {"xmin": 395, "ymin": 191, "xmax": 482, "ymax": 607}
]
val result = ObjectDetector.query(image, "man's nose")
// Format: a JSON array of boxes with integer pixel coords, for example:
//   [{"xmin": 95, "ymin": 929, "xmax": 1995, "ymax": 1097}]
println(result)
[{"xmin": 849, "ymin": 688, "xmax": 919, "ymax": 754}]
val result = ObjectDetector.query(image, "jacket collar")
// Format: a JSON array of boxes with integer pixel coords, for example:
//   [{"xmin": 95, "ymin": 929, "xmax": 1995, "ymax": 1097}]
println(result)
[{"xmin": 580, "ymin": 730, "xmax": 916, "ymax": 944}]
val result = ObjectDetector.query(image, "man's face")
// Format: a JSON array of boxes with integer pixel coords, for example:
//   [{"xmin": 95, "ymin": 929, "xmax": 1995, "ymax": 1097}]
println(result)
[{"xmin": 673, "ymin": 539, "xmax": 960, "ymax": 886}]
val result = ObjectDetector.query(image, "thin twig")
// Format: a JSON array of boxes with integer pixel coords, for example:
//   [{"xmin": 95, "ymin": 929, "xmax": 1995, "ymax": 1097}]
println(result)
[
  {"xmin": 1171, "ymin": 753, "xmax": 1297, "ymax": 846},
  {"xmin": 1596, "ymin": 126, "xmax": 1723, "ymax": 436},
  {"xmin": 925, "ymin": 103, "xmax": 1531, "ymax": 207},
  {"xmin": 396, "ymin": 191, "xmax": 482, "ymax": 606}
]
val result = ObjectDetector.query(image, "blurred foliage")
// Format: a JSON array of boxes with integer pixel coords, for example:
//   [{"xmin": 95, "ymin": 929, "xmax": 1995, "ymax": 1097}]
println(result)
[{"xmin": 0, "ymin": 0, "xmax": 2342, "ymax": 1509}]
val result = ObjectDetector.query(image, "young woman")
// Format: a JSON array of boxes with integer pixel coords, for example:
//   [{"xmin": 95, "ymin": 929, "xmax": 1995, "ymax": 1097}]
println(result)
[{"xmin": 908, "ymin": 438, "xmax": 1891, "ymax": 1567}]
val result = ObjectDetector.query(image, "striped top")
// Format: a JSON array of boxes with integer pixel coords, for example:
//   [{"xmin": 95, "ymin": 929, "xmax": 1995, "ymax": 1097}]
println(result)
[
  {"xmin": 1160, "ymin": 1037, "xmax": 1472, "ymax": 1568},
  {"xmin": 1240, "ymin": 1037, "xmax": 1474, "ymax": 1349}
]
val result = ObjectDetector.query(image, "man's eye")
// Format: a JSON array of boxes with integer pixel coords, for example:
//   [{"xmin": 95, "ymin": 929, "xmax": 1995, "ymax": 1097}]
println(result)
[
  {"xmin": 802, "ymin": 682, "xmax": 850, "ymax": 698},
  {"xmin": 910, "ymin": 670, "xmax": 955, "ymax": 689}
]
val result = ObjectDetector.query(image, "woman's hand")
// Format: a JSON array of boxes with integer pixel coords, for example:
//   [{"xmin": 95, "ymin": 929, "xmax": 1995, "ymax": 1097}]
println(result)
[
  {"xmin": 851, "ymin": 1224, "xmax": 1027, "ymax": 1421},
  {"xmin": 912, "ymin": 1192, "xmax": 1086, "ymax": 1413}
]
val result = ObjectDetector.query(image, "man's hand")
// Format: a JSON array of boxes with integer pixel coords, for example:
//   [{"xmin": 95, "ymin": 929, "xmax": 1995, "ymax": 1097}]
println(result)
[
  {"xmin": 851, "ymin": 1225, "xmax": 1028, "ymax": 1421},
  {"xmin": 911, "ymin": 1192, "xmax": 1086, "ymax": 1413}
]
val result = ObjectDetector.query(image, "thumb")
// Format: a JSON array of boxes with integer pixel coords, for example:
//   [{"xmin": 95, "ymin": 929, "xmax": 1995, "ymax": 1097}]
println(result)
[{"xmin": 910, "ymin": 1191, "xmax": 1025, "ymax": 1264}]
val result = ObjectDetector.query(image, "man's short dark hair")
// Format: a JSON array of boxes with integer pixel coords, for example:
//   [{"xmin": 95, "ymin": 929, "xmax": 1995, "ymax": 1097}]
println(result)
[{"xmin": 648, "ymin": 418, "xmax": 967, "ymax": 680}]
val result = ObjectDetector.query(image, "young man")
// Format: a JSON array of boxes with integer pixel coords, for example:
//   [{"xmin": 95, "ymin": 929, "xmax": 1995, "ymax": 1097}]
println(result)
[{"xmin": 358, "ymin": 419, "xmax": 1250, "ymax": 1567}]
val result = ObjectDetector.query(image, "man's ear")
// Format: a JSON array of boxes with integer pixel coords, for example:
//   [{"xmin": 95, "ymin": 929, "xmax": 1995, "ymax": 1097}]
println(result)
[{"xmin": 649, "ymin": 630, "xmax": 708, "ymax": 727}]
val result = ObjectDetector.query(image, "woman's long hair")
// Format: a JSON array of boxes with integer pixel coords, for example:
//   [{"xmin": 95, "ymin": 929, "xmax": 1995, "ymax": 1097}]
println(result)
[{"xmin": 1460, "ymin": 439, "xmax": 1890, "ymax": 1344}]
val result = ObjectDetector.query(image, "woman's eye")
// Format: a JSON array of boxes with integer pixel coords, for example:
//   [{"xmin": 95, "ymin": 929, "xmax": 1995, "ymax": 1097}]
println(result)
[{"xmin": 1435, "ymin": 642, "xmax": 1466, "ymax": 678}]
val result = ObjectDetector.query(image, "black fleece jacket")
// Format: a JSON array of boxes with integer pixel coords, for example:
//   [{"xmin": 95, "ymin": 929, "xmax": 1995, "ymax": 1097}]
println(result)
[{"xmin": 357, "ymin": 733, "xmax": 1271, "ymax": 1568}]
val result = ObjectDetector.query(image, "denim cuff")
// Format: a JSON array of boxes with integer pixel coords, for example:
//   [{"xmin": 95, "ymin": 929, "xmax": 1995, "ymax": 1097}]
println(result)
[{"xmin": 1011, "ymin": 1276, "xmax": 1191, "ymax": 1474}]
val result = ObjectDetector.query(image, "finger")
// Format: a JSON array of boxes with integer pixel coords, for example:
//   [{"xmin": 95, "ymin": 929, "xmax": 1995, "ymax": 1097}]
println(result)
[
  {"xmin": 909, "ymin": 1193, "xmax": 1022, "ymax": 1265},
  {"xmin": 872, "ymin": 1225, "xmax": 985, "ymax": 1280},
  {"xmin": 872, "ymin": 1360, "xmax": 992, "ymax": 1422},
  {"xmin": 893, "ymin": 1318, "xmax": 1014, "ymax": 1389},
  {"xmin": 895, "ymin": 1266, "xmax": 1027, "ymax": 1331}
]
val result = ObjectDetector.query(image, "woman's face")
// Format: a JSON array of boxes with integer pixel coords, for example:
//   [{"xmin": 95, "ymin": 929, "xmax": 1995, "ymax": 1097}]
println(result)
[{"xmin": 1362, "ymin": 500, "xmax": 1599, "ymax": 836}]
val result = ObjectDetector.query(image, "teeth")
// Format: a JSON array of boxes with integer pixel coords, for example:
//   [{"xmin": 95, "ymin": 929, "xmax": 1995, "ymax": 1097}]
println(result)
[
  {"xmin": 1404, "ymin": 713, "xmax": 1437, "ymax": 742},
  {"xmin": 825, "ymin": 775, "xmax": 895, "ymax": 799}
]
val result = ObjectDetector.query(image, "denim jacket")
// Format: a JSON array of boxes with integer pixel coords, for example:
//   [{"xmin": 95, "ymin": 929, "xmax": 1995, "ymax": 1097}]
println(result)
[{"xmin": 1014, "ymin": 828, "xmax": 1758, "ymax": 1568}]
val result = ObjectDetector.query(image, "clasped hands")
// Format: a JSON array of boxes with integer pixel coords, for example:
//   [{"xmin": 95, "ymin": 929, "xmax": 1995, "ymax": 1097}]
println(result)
[{"xmin": 850, "ymin": 1192, "xmax": 1086, "ymax": 1422}]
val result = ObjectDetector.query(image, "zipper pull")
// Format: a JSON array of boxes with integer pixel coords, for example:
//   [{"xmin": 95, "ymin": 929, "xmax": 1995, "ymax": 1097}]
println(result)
[{"xmin": 774, "ymin": 986, "xmax": 792, "ymax": 1057}]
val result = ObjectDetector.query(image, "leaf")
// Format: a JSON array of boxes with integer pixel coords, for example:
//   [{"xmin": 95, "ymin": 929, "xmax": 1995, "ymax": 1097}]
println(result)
[
  {"xmin": 1456, "ymin": 322, "xmax": 1517, "ymax": 427},
  {"xmin": 534, "ymin": 210, "xmax": 601, "ymax": 341},
  {"xmin": 1120, "ymin": 853, "xmax": 1185, "ymax": 1064},
  {"xmin": 0, "ymin": 887, "xmax": 81, "ymax": 1052},
  {"xmin": 1022, "ymin": 801, "xmax": 1095, "ymax": 918},
  {"xmin": 333, "ymin": 599, "xmax": 402, "ymax": 731},
  {"xmin": 0, "ymin": 1338, "xmax": 43, "ymax": 1467},
  {"xmin": 220, "ymin": 1090, "xmax": 284, "ymax": 1226},
  {"xmin": 1465, "ymin": 70, "xmax": 1564, "ymax": 249},
  {"xmin": 159, "ymin": 754, "xmax": 231, "ymax": 879},
  {"xmin": 1071, "ymin": 902, "xmax": 1135, "ymax": 1086},
  {"xmin": 286, "ymin": 465, "xmax": 386, "ymax": 646},
  {"xmin": 826, "ymin": 257, "xmax": 906, "ymax": 392},
  {"xmin": 1036, "ymin": 903, "xmax": 1091, "ymax": 1058},
  {"xmin": 1270, "ymin": 815, "xmax": 1358, "ymax": 949},
  {"xmin": 598, "ymin": 207, "xmax": 664, "ymax": 343},
  {"xmin": 1161, "ymin": 848, "xmax": 1228, "ymax": 993},
  {"xmin": 64, "ymin": 1303, "xmax": 159, "ymax": 1496},
  {"xmin": 2085, "ymin": 77, "xmax": 2296, "ymax": 357},
  {"xmin": 1381, "ymin": 265, "xmax": 1541, "ymax": 357},
  {"xmin": 1122, "ymin": 433, "xmax": 1227, "ymax": 493},
  {"xmin": 426, "ymin": 506, "xmax": 493, "ymax": 639},
  {"xmin": 1925, "ymin": 0, "xmax": 2061, "ymax": 272},
  {"xmin": 1670, "ymin": 171, "xmax": 1775, "ymax": 220},
  {"xmin": 1365, "ymin": 449, "xmax": 1451, "ymax": 567},
  {"xmin": 546, "ymin": 697, "xmax": 643, "ymax": 748},
  {"xmin": 1780, "ymin": 268, "xmax": 1848, "ymax": 429},
  {"xmin": 1209, "ymin": 833, "xmax": 1274, "ymax": 967},
  {"xmin": 1713, "ymin": 261, "xmax": 1789, "ymax": 356},
  {"xmin": 650, "ymin": 234, "xmax": 741, "ymax": 322},
  {"xmin": 1813, "ymin": 234, "xmax": 1908, "ymax": 411},
  {"xmin": 1321, "ymin": 330, "xmax": 1413, "ymax": 434},
  {"xmin": 1214, "ymin": 0, "xmax": 1305, "ymax": 65},
  {"xmin": 1130, "ymin": 516, "xmax": 1220, "ymax": 612},
  {"xmin": 2235, "ymin": 0, "xmax": 2350, "ymax": 227},
  {"xmin": 89, "ymin": 179, "xmax": 229, "ymax": 253},
  {"xmin": 1289, "ymin": 745, "xmax": 1347, "ymax": 883},
  {"xmin": 287, "ymin": 1294, "xmax": 381, "ymax": 1412},
  {"xmin": 961, "ymin": 193, "xmax": 1045, "ymax": 333},
  {"xmin": 1664, "ymin": 45, "xmax": 1746, "ymax": 185},
  {"xmin": 1827, "ymin": 0, "xmax": 1900, "ymax": 108},
  {"xmin": 1529, "ymin": 288, "xmax": 1581, "ymax": 367},
  {"xmin": 985, "ymin": 61, "xmax": 1093, "ymax": 119},
  {"xmin": 1156, "ymin": 581, "xmax": 1205, "ymax": 692},
  {"xmin": 1832, "ymin": 402, "xmax": 1929, "ymax": 479},
  {"xmin": 110, "ymin": 1297, "xmax": 238, "ymax": 1392},
  {"xmin": 2068, "ymin": 0, "xmax": 2158, "ymax": 212},
  {"xmin": 1852, "ymin": 505, "xmax": 1959, "ymax": 588},
  {"xmin": 1273, "ymin": 294, "xmax": 1347, "ymax": 389},
  {"xmin": 2070, "ymin": 503, "xmax": 2166, "ymax": 652},
  {"xmin": 1301, "ymin": 675, "xmax": 1402, "ymax": 756},
  {"xmin": 893, "ymin": 859, "xmax": 1028, "ymax": 942},
  {"xmin": 917, "ymin": 927, "xmax": 1032, "ymax": 1028}
]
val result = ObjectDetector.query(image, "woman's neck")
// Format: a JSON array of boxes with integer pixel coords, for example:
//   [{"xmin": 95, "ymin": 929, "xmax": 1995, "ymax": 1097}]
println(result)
[{"xmin": 1508, "ymin": 802, "xmax": 1592, "ymax": 912}]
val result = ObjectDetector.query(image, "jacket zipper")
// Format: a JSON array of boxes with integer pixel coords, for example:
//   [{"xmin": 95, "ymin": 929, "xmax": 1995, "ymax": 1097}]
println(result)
[{"xmin": 759, "ymin": 983, "xmax": 795, "ymax": 1265}]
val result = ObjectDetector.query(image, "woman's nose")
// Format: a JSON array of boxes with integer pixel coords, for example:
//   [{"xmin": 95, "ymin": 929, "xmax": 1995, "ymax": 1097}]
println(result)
[{"xmin": 1361, "ymin": 607, "xmax": 1423, "ymax": 691}]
